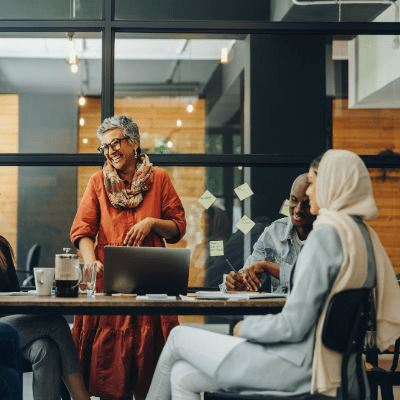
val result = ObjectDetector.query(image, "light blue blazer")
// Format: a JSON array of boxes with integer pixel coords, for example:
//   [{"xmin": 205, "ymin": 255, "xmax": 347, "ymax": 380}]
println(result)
[{"xmin": 215, "ymin": 225, "xmax": 345, "ymax": 396}]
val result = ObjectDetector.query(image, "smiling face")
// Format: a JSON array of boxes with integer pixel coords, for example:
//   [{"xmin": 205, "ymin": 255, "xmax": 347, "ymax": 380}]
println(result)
[
  {"xmin": 289, "ymin": 175, "xmax": 315, "ymax": 228},
  {"xmin": 306, "ymin": 167, "xmax": 320, "ymax": 216},
  {"xmin": 101, "ymin": 128, "xmax": 138, "ymax": 172}
]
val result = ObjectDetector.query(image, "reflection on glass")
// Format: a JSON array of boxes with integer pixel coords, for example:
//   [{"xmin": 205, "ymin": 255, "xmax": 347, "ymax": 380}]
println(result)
[
  {"xmin": 0, "ymin": 0, "xmax": 102, "ymax": 20},
  {"xmin": 114, "ymin": 35, "xmax": 243, "ymax": 154},
  {"xmin": 0, "ymin": 33, "xmax": 102, "ymax": 154}
]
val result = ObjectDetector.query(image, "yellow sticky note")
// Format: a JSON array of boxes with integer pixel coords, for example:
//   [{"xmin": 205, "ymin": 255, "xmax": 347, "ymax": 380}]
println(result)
[
  {"xmin": 198, "ymin": 190, "xmax": 217, "ymax": 209},
  {"xmin": 234, "ymin": 183, "xmax": 254, "ymax": 201},
  {"xmin": 280, "ymin": 199, "xmax": 290, "ymax": 216},
  {"xmin": 235, "ymin": 215, "xmax": 255, "ymax": 235},
  {"xmin": 209, "ymin": 241, "xmax": 224, "ymax": 257}
]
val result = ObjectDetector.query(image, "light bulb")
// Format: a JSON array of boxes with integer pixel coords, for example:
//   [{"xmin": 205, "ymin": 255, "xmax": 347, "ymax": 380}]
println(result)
[
  {"xmin": 82, "ymin": 137, "xmax": 88, "ymax": 144},
  {"xmin": 237, "ymin": 166, "xmax": 243, "ymax": 171},
  {"xmin": 166, "ymin": 140, "xmax": 174, "ymax": 148},
  {"xmin": 186, "ymin": 103, "xmax": 194, "ymax": 113},
  {"xmin": 393, "ymin": 36, "xmax": 400, "ymax": 50},
  {"xmin": 176, "ymin": 119, "xmax": 182, "ymax": 127},
  {"xmin": 220, "ymin": 47, "xmax": 229, "ymax": 64},
  {"xmin": 78, "ymin": 96, "xmax": 86, "ymax": 106},
  {"xmin": 70, "ymin": 64, "xmax": 79, "ymax": 74},
  {"xmin": 79, "ymin": 118, "xmax": 85, "ymax": 127}
]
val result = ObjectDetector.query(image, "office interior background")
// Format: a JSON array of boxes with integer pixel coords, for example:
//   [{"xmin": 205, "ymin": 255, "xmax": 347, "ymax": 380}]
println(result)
[{"xmin": 0, "ymin": 0, "xmax": 399, "ymax": 299}]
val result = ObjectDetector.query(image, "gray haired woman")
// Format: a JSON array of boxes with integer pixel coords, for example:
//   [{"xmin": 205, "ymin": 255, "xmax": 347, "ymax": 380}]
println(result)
[{"xmin": 70, "ymin": 115, "xmax": 186, "ymax": 399}]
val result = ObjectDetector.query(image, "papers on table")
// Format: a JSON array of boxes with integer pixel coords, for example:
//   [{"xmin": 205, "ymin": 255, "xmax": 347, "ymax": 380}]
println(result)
[
  {"xmin": 137, "ymin": 294, "xmax": 177, "ymax": 301},
  {"xmin": 194, "ymin": 291, "xmax": 287, "ymax": 300},
  {"xmin": 0, "ymin": 292, "xmax": 31, "ymax": 296}
]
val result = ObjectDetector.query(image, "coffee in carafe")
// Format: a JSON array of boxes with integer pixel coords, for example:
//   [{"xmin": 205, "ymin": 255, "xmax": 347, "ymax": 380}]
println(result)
[{"xmin": 55, "ymin": 248, "xmax": 82, "ymax": 297}]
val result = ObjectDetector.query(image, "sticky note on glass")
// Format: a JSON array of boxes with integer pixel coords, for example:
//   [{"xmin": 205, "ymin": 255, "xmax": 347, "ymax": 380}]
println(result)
[
  {"xmin": 234, "ymin": 183, "xmax": 254, "ymax": 201},
  {"xmin": 236, "ymin": 215, "xmax": 255, "ymax": 235},
  {"xmin": 209, "ymin": 241, "xmax": 224, "ymax": 256},
  {"xmin": 280, "ymin": 199, "xmax": 290, "ymax": 216},
  {"xmin": 198, "ymin": 190, "xmax": 216, "ymax": 209}
]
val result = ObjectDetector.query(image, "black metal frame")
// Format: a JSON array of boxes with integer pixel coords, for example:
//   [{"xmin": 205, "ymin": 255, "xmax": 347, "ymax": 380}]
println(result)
[{"xmin": 0, "ymin": 0, "xmax": 399, "ymax": 168}]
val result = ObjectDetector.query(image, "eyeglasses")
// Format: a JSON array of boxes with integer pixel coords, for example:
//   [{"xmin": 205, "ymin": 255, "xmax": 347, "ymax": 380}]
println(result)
[{"xmin": 97, "ymin": 136, "xmax": 130, "ymax": 155}]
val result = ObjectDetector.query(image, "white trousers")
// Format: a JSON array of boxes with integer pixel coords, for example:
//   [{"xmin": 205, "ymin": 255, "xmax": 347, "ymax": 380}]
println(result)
[{"xmin": 146, "ymin": 325, "xmax": 245, "ymax": 400}]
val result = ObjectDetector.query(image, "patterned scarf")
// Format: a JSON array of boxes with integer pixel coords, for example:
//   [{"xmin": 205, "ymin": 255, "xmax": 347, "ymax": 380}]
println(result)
[{"xmin": 103, "ymin": 154, "xmax": 154, "ymax": 209}]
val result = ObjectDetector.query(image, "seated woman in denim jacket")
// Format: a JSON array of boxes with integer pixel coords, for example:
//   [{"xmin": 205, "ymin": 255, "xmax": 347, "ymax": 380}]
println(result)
[
  {"xmin": 0, "ymin": 236, "xmax": 90, "ymax": 400},
  {"xmin": 145, "ymin": 149, "xmax": 400, "ymax": 400}
]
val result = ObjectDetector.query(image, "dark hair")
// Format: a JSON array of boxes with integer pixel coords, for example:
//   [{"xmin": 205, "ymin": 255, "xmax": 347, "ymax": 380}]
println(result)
[
  {"xmin": 310, "ymin": 153, "xmax": 324, "ymax": 172},
  {"xmin": 0, "ymin": 235, "xmax": 14, "ymax": 272}
]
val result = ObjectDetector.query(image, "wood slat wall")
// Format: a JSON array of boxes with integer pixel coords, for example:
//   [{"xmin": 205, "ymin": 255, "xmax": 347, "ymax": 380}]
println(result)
[
  {"xmin": 333, "ymin": 99, "xmax": 400, "ymax": 274},
  {"xmin": 0, "ymin": 95, "xmax": 18, "ymax": 253},
  {"xmin": 78, "ymin": 97, "xmax": 207, "ymax": 287}
]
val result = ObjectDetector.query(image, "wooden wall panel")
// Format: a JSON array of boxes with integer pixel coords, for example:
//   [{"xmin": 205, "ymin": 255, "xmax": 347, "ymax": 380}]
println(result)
[
  {"xmin": 333, "ymin": 99, "xmax": 400, "ymax": 274},
  {"xmin": 78, "ymin": 97, "xmax": 207, "ymax": 287},
  {"xmin": 0, "ymin": 95, "xmax": 18, "ymax": 254}
]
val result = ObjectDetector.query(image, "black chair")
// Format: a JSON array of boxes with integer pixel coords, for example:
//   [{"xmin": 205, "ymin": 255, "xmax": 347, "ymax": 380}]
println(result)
[
  {"xmin": 204, "ymin": 288, "xmax": 371, "ymax": 400},
  {"xmin": 367, "ymin": 336, "xmax": 400, "ymax": 400},
  {"xmin": 16, "ymin": 244, "xmax": 41, "ymax": 287}
]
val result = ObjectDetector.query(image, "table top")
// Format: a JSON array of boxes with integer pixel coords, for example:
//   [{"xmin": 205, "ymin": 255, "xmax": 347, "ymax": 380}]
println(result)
[{"xmin": 0, "ymin": 294, "xmax": 285, "ymax": 315}]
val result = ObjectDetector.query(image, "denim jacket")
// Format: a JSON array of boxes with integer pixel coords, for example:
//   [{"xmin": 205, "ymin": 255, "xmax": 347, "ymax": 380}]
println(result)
[{"xmin": 241, "ymin": 217, "xmax": 304, "ymax": 292}]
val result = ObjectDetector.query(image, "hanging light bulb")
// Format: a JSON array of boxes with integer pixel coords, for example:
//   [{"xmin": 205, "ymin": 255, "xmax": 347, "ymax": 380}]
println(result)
[
  {"xmin": 220, "ymin": 47, "xmax": 229, "ymax": 64},
  {"xmin": 79, "ymin": 117, "xmax": 85, "ymax": 126},
  {"xmin": 70, "ymin": 63, "xmax": 79, "ymax": 73},
  {"xmin": 176, "ymin": 119, "xmax": 183, "ymax": 127},
  {"xmin": 82, "ymin": 137, "xmax": 89, "ymax": 144},
  {"xmin": 186, "ymin": 102, "xmax": 194, "ymax": 113},
  {"xmin": 66, "ymin": 32, "xmax": 80, "ymax": 74},
  {"xmin": 78, "ymin": 96, "xmax": 86, "ymax": 106}
]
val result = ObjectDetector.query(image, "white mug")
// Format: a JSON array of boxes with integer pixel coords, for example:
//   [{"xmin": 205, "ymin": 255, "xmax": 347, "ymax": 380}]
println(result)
[{"xmin": 34, "ymin": 268, "xmax": 55, "ymax": 296}]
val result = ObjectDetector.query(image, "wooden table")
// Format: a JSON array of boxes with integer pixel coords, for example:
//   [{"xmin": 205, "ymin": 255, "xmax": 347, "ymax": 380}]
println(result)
[{"xmin": 0, "ymin": 294, "xmax": 285, "ymax": 316}]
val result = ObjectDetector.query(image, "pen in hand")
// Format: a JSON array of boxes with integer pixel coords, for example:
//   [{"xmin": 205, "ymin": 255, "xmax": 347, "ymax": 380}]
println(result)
[{"xmin": 225, "ymin": 257, "xmax": 238, "ymax": 274}]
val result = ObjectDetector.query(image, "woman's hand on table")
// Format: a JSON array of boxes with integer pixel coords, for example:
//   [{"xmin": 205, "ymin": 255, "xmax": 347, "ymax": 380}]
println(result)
[
  {"xmin": 233, "ymin": 321, "xmax": 243, "ymax": 337},
  {"xmin": 242, "ymin": 262, "xmax": 265, "ymax": 291},
  {"xmin": 225, "ymin": 272, "xmax": 247, "ymax": 291},
  {"xmin": 124, "ymin": 217, "xmax": 154, "ymax": 246}
]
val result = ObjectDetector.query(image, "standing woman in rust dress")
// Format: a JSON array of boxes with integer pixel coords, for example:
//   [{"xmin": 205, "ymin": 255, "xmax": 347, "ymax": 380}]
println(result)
[{"xmin": 70, "ymin": 115, "xmax": 186, "ymax": 400}]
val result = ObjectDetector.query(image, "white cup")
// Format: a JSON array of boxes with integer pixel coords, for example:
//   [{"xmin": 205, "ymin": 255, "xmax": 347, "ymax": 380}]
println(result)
[{"xmin": 34, "ymin": 268, "xmax": 55, "ymax": 296}]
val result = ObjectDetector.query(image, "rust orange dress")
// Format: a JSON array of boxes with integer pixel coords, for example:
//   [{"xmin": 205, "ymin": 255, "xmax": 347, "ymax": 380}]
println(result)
[{"xmin": 70, "ymin": 167, "xmax": 186, "ymax": 399}]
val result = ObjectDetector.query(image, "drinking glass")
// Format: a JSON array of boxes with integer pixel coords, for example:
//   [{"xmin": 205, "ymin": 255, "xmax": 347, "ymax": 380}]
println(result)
[{"xmin": 81, "ymin": 263, "xmax": 97, "ymax": 297}]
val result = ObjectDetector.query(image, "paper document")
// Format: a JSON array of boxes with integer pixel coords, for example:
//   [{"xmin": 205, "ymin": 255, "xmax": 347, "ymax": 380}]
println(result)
[
  {"xmin": 280, "ymin": 199, "xmax": 290, "ymax": 216},
  {"xmin": 236, "ymin": 215, "xmax": 255, "ymax": 235},
  {"xmin": 0, "ymin": 292, "xmax": 31, "ymax": 296},
  {"xmin": 209, "ymin": 241, "xmax": 224, "ymax": 256},
  {"xmin": 195, "ymin": 291, "xmax": 287, "ymax": 300},
  {"xmin": 234, "ymin": 183, "xmax": 254, "ymax": 201},
  {"xmin": 198, "ymin": 190, "xmax": 217, "ymax": 209},
  {"xmin": 137, "ymin": 295, "xmax": 177, "ymax": 301}
]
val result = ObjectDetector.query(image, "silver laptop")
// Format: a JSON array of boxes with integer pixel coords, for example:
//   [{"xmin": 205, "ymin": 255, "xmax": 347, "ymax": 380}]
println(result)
[{"xmin": 104, "ymin": 246, "xmax": 190, "ymax": 295}]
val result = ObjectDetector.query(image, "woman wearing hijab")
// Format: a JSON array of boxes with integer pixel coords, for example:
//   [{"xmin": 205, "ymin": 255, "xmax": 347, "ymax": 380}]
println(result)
[
  {"xmin": 145, "ymin": 149, "xmax": 400, "ymax": 400},
  {"xmin": 70, "ymin": 115, "xmax": 186, "ymax": 399}
]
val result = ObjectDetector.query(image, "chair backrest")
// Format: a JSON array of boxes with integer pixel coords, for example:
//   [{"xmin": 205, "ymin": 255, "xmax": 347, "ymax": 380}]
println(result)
[
  {"xmin": 322, "ymin": 288, "xmax": 371, "ymax": 400},
  {"xmin": 25, "ymin": 244, "xmax": 40, "ymax": 273}
]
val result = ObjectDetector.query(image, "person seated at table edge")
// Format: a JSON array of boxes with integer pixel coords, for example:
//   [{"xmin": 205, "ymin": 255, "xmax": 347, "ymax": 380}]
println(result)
[
  {"xmin": 225, "ymin": 173, "xmax": 315, "ymax": 293},
  {"xmin": 0, "ymin": 235, "xmax": 90, "ymax": 400}
]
